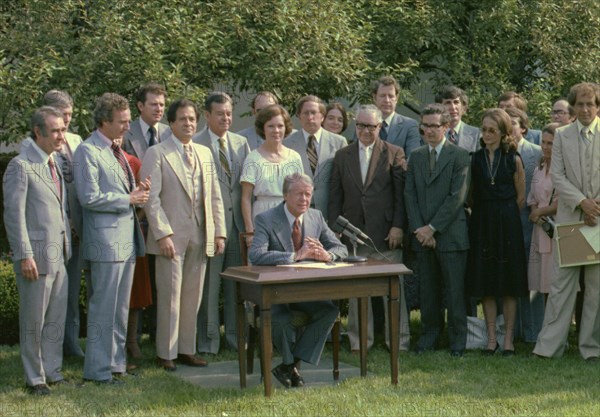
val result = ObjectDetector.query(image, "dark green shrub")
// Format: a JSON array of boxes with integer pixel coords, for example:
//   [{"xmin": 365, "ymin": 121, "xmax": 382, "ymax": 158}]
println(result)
[{"xmin": 0, "ymin": 260, "xmax": 19, "ymax": 345}]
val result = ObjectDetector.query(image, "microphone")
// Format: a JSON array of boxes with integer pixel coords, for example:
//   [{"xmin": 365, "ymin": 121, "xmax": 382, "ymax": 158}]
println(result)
[
  {"xmin": 336, "ymin": 216, "xmax": 370, "ymax": 242},
  {"xmin": 331, "ymin": 222, "xmax": 366, "ymax": 246}
]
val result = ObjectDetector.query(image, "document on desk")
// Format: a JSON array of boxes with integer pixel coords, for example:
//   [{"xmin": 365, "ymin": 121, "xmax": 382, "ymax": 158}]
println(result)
[
  {"xmin": 580, "ymin": 224, "xmax": 600, "ymax": 253},
  {"xmin": 278, "ymin": 262, "xmax": 353, "ymax": 269}
]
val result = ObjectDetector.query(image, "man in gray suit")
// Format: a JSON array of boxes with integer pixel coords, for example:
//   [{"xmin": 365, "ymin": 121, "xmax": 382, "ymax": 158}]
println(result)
[
  {"xmin": 405, "ymin": 104, "xmax": 470, "ymax": 356},
  {"xmin": 74, "ymin": 93, "xmax": 150, "ymax": 384},
  {"xmin": 123, "ymin": 83, "xmax": 171, "ymax": 160},
  {"xmin": 372, "ymin": 75, "xmax": 421, "ymax": 159},
  {"xmin": 498, "ymin": 91, "xmax": 542, "ymax": 145},
  {"xmin": 193, "ymin": 92, "xmax": 250, "ymax": 353},
  {"xmin": 505, "ymin": 107, "xmax": 543, "ymax": 343},
  {"xmin": 249, "ymin": 173, "xmax": 347, "ymax": 388},
  {"xmin": 4, "ymin": 107, "xmax": 71, "ymax": 395},
  {"xmin": 435, "ymin": 86, "xmax": 480, "ymax": 154},
  {"xmin": 284, "ymin": 95, "xmax": 347, "ymax": 220},
  {"xmin": 237, "ymin": 91, "xmax": 278, "ymax": 150},
  {"xmin": 534, "ymin": 82, "xmax": 600, "ymax": 360}
]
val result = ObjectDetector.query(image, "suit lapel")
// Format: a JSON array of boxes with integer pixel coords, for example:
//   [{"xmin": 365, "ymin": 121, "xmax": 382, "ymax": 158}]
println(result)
[
  {"xmin": 427, "ymin": 142, "xmax": 453, "ymax": 184},
  {"xmin": 347, "ymin": 142, "xmax": 364, "ymax": 190},
  {"xmin": 131, "ymin": 121, "xmax": 147, "ymax": 160},
  {"xmin": 364, "ymin": 139, "xmax": 384, "ymax": 190},
  {"xmin": 163, "ymin": 139, "xmax": 193, "ymax": 199},
  {"xmin": 314, "ymin": 131, "xmax": 331, "ymax": 179},
  {"xmin": 273, "ymin": 205, "xmax": 293, "ymax": 252},
  {"xmin": 94, "ymin": 136, "xmax": 130, "ymax": 192},
  {"xmin": 26, "ymin": 146, "xmax": 62, "ymax": 202},
  {"xmin": 195, "ymin": 129, "xmax": 230, "ymax": 188},
  {"xmin": 564, "ymin": 124, "xmax": 583, "ymax": 186}
]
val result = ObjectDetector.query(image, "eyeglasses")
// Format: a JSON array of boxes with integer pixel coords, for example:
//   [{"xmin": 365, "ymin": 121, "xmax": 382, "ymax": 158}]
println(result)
[
  {"xmin": 419, "ymin": 123, "xmax": 444, "ymax": 130},
  {"xmin": 551, "ymin": 110, "xmax": 568, "ymax": 116},
  {"xmin": 356, "ymin": 123, "xmax": 380, "ymax": 132}
]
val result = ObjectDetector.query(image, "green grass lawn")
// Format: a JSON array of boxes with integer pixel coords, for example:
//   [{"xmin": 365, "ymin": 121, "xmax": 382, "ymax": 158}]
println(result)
[{"xmin": 1, "ymin": 313, "xmax": 599, "ymax": 416}]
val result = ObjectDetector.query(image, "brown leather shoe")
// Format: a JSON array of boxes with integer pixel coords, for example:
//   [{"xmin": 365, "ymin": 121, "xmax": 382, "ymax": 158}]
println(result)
[
  {"xmin": 177, "ymin": 354, "xmax": 208, "ymax": 367},
  {"xmin": 156, "ymin": 357, "xmax": 177, "ymax": 371}
]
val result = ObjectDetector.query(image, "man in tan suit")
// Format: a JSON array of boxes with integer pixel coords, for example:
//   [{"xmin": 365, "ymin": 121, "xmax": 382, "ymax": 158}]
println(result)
[
  {"xmin": 4, "ymin": 106, "xmax": 71, "ymax": 395},
  {"xmin": 141, "ymin": 99, "xmax": 226, "ymax": 371},
  {"xmin": 534, "ymin": 82, "xmax": 600, "ymax": 360}
]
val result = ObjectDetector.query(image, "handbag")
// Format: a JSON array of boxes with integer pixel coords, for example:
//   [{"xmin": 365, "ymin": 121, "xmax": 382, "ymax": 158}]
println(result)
[{"xmin": 539, "ymin": 188, "xmax": 555, "ymax": 239}]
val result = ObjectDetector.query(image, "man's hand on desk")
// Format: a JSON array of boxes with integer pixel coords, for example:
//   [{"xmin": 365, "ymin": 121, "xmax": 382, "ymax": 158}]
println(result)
[{"xmin": 295, "ymin": 237, "xmax": 333, "ymax": 262}]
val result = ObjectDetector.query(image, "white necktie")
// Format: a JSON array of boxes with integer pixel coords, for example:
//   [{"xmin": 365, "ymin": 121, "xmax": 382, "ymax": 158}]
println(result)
[{"xmin": 360, "ymin": 146, "xmax": 370, "ymax": 184}]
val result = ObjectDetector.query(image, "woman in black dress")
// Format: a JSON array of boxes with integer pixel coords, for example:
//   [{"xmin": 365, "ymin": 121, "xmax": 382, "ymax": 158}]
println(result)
[{"xmin": 469, "ymin": 108, "xmax": 526, "ymax": 356}]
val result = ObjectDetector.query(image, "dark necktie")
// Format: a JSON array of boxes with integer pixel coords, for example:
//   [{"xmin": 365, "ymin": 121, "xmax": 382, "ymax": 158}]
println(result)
[
  {"xmin": 148, "ymin": 126, "xmax": 158, "ymax": 147},
  {"xmin": 379, "ymin": 120, "xmax": 388, "ymax": 141},
  {"xmin": 111, "ymin": 142, "xmax": 134, "ymax": 191},
  {"xmin": 448, "ymin": 129, "xmax": 457, "ymax": 144},
  {"xmin": 307, "ymin": 135, "xmax": 318, "ymax": 174},
  {"xmin": 219, "ymin": 137, "xmax": 231, "ymax": 178},
  {"xmin": 48, "ymin": 157, "xmax": 62, "ymax": 199},
  {"xmin": 292, "ymin": 218, "xmax": 302, "ymax": 252},
  {"xmin": 429, "ymin": 148, "xmax": 436, "ymax": 176}
]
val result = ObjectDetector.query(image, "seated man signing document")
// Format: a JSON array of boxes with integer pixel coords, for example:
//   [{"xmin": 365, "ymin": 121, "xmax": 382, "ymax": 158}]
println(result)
[{"xmin": 249, "ymin": 173, "xmax": 347, "ymax": 388}]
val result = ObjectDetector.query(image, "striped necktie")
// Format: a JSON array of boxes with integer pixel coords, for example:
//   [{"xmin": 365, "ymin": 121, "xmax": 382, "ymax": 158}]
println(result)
[
  {"xmin": 111, "ymin": 142, "xmax": 134, "ymax": 191},
  {"xmin": 307, "ymin": 135, "xmax": 318, "ymax": 174},
  {"xmin": 48, "ymin": 157, "xmax": 62, "ymax": 199},
  {"xmin": 219, "ymin": 137, "xmax": 231, "ymax": 178}
]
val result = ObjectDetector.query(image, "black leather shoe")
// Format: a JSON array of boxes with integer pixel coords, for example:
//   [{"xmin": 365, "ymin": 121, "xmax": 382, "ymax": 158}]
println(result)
[
  {"xmin": 450, "ymin": 350, "xmax": 464, "ymax": 357},
  {"xmin": 482, "ymin": 343, "xmax": 499, "ymax": 356},
  {"xmin": 290, "ymin": 367, "xmax": 305, "ymax": 387},
  {"xmin": 271, "ymin": 364, "xmax": 292, "ymax": 388},
  {"xmin": 84, "ymin": 378, "xmax": 125, "ymax": 385},
  {"xmin": 26, "ymin": 384, "xmax": 50, "ymax": 396}
]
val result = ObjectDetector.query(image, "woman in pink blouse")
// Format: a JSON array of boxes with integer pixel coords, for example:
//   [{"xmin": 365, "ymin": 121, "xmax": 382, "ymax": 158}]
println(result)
[{"xmin": 527, "ymin": 123, "xmax": 560, "ymax": 297}]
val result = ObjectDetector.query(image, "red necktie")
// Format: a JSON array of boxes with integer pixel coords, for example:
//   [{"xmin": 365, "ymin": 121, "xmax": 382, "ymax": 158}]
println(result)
[
  {"xmin": 292, "ymin": 218, "xmax": 302, "ymax": 252},
  {"xmin": 48, "ymin": 157, "xmax": 62, "ymax": 199},
  {"xmin": 111, "ymin": 142, "xmax": 134, "ymax": 191}
]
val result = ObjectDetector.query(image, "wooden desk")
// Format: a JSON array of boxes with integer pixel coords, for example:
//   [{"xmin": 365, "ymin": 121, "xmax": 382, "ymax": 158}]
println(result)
[{"xmin": 221, "ymin": 260, "xmax": 411, "ymax": 397}]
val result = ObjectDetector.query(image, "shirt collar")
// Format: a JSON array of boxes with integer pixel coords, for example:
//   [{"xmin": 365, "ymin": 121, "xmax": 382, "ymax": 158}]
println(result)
[
  {"xmin": 451, "ymin": 120, "xmax": 463, "ymax": 134},
  {"xmin": 359, "ymin": 140, "xmax": 375, "ymax": 152},
  {"xmin": 139, "ymin": 118, "xmax": 154, "ymax": 141},
  {"xmin": 284, "ymin": 203, "xmax": 303, "ymax": 227},
  {"xmin": 30, "ymin": 140, "xmax": 51, "ymax": 163},
  {"xmin": 428, "ymin": 137, "xmax": 446, "ymax": 154},
  {"xmin": 383, "ymin": 113, "xmax": 394, "ymax": 127},
  {"xmin": 208, "ymin": 128, "xmax": 227, "ymax": 145},
  {"xmin": 576, "ymin": 117, "xmax": 599, "ymax": 135},
  {"xmin": 303, "ymin": 128, "xmax": 322, "ymax": 144},
  {"xmin": 96, "ymin": 129, "xmax": 115, "ymax": 147},
  {"xmin": 171, "ymin": 135, "xmax": 188, "ymax": 154}
]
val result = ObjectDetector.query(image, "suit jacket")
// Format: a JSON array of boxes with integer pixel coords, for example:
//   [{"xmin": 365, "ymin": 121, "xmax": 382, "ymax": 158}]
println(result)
[
  {"xmin": 283, "ymin": 129, "xmax": 347, "ymax": 219},
  {"xmin": 447, "ymin": 122, "xmax": 480, "ymax": 154},
  {"xmin": 237, "ymin": 125, "xmax": 262, "ymax": 151},
  {"xmin": 123, "ymin": 118, "xmax": 171, "ymax": 160},
  {"xmin": 192, "ymin": 128, "xmax": 250, "ymax": 234},
  {"xmin": 404, "ymin": 142, "xmax": 471, "ymax": 251},
  {"xmin": 73, "ymin": 131, "xmax": 144, "ymax": 262},
  {"xmin": 518, "ymin": 139, "xmax": 542, "ymax": 251},
  {"xmin": 56, "ymin": 132, "xmax": 83, "ymax": 235},
  {"xmin": 552, "ymin": 120, "xmax": 600, "ymax": 223},
  {"xmin": 249, "ymin": 203, "xmax": 347, "ymax": 265},
  {"xmin": 525, "ymin": 129, "xmax": 542, "ymax": 146},
  {"xmin": 328, "ymin": 138, "xmax": 406, "ymax": 251},
  {"xmin": 3, "ymin": 144, "xmax": 71, "ymax": 275},
  {"xmin": 386, "ymin": 112, "xmax": 421, "ymax": 158},
  {"xmin": 140, "ymin": 136, "xmax": 226, "ymax": 256}
]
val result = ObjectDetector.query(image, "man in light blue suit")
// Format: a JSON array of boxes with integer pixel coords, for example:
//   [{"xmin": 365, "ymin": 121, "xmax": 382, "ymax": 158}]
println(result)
[
  {"xmin": 372, "ymin": 75, "xmax": 421, "ymax": 159},
  {"xmin": 193, "ymin": 92, "xmax": 250, "ymax": 354},
  {"xmin": 74, "ymin": 93, "xmax": 150, "ymax": 384},
  {"xmin": 237, "ymin": 91, "xmax": 278, "ymax": 150},
  {"xmin": 498, "ymin": 91, "xmax": 542, "ymax": 145},
  {"xmin": 249, "ymin": 173, "xmax": 347, "ymax": 388},
  {"xmin": 284, "ymin": 95, "xmax": 347, "ymax": 220},
  {"xmin": 506, "ymin": 107, "xmax": 543, "ymax": 343},
  {"xmin": 435, "ymin": 86, "xmax": 480, "ymax": 154}
]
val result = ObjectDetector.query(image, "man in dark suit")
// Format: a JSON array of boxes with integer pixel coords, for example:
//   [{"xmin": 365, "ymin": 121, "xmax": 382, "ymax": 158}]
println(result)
[
  {"xmin": 498, "ymin": 91, "xmax": 542, "ymax": 145},
  {"xmin": 328, "ymin": 104, "xmax": 410, "ymax": 352},
  {"xmin": 123, "ymin": 83, "xmax": 171, "ymax": 160},
  {"xmin": 372, "ymin": 75, "xmax": 421, "ymax": 159},
  {"xmin": 434, "ymin": 86, "xmax": 480, "ymax": 154},
  {"xmin": 4, "ymin": 107, "xmax": 71, "ymax": 395},
  {"xmin": 193, "ymin": 92, "xmax": 250, "ymax": 353},
  {"xmin": 74, "ymin": 93, "xmax": 150, "ymax": 384},
  {"xmin": 405, "ymin": 104, "xmax": 471, "ymax": 356},
  {"xmin": 250, "ymin": 173, "xmax": 347, "ymax": 388},
  {"xmin": 237, "ymin": 91, "xmax": 279, "ymax": 150},
  {"xmin": 284, "ymin": 95, "xmax": 347, "ymax": 220}
]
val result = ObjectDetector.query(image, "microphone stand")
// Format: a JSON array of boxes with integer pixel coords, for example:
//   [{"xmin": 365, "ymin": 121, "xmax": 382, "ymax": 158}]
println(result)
[{"xmin": 344, "ymin": 234, "xmax": 367, "ymax": 263}]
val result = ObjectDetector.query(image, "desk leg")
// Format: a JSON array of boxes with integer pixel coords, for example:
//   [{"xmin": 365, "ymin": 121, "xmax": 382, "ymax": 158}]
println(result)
[
  {"xmin": 235, "ymin": 283, "xmax": 246, "ymax": 388},
  {"xmin": 388, "ymin": 277, "xmax": 400, "ymax": 385},
  {"xmin": 358, "ymin": 297, "xmax": 368, "ymax": 377},
  {"xmin": 261, "ymin": 306, "xmax": 273, "ymax": 397}
]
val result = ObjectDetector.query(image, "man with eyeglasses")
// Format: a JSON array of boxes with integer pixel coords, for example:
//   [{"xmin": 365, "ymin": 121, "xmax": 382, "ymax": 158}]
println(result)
[
  {"xmin": 551, "ymin": 98, "xmax": 576, "ymax": 126},
  {"xmin": 329, "ymin": 104, "xmax": 410, "ymax": 353},
  {"xmin": 405, "ymin": 104, "xmax": 470, "ymax": 357}
]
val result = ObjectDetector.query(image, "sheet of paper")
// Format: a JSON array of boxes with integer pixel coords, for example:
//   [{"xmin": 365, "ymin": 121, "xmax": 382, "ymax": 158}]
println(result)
[
  {"xmin": 579, "ymin": 224, "xmax": 600, "ymax": 253},
  {"xmin": 278, "ymin": 262, "xmax": 353, "ymax": 269}
]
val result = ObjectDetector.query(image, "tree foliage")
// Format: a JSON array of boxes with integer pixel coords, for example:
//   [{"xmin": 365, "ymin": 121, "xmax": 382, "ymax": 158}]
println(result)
[{"xmin": 1, "ymin": 0, "xmax": 599, "ymax": 142}]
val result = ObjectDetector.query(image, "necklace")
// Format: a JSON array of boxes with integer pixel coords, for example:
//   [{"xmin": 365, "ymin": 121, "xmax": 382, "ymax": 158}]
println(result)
[{"xmin": 485, "ymin": 149, "xmax": 502, "ymax": 185}]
